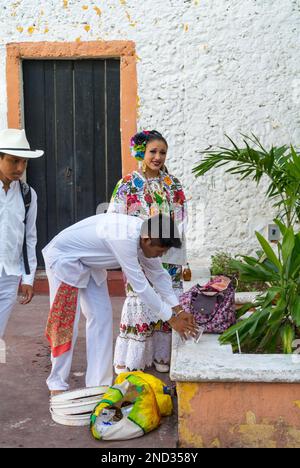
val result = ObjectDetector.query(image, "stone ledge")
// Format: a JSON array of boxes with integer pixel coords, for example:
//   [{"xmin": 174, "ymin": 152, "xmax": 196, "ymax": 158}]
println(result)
[
  {"xmin": 170, "ymin": 333, "xmax": 300, "ymax": 383},
  {"xmin": 235, "ymin": 291, "xmax": 263, "ymax": 304}
]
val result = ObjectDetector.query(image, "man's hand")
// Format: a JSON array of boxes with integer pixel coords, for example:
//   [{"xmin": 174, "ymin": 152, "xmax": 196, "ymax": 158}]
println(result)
[
  {"xmin": 168, "ymin": 311, "xmax": 198, "ymax": 340},
  {"xmin": 20, "ymin": 284, "xmax": 34, "ymax": 304}
]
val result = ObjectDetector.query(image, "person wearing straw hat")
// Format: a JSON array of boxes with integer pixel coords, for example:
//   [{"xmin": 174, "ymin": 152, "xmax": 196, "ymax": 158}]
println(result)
[{"xmin": 0, "ymin": 128, "xmax": 44, "ymax": 338}]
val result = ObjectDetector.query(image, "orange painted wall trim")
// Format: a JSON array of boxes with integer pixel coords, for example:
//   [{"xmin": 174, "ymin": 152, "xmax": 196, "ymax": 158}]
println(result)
[
  {"xmin": 177, "ymin": 381, "xmax": 300, "ymax": 448},
  {"xmin": 6, "ymin": 41, "xmax": 138, "ymax": 176}
]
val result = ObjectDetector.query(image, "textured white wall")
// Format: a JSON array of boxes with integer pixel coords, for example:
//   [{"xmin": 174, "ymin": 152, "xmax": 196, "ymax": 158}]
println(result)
[{"xmin": 0, "ymin": 0, "xmax": 299, "ymax": 264}]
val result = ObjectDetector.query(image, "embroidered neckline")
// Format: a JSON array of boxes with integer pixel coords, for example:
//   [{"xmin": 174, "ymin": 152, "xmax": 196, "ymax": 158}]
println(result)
[{"xmin": 134, "ymin": 170, "xmax": 163, "ymax": 181}]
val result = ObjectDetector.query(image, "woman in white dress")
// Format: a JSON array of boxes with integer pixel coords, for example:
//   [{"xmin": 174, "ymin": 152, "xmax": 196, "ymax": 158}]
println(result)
[{"xmin": 108, "ymin": 130, "xmax": 187, "ymax": 373}]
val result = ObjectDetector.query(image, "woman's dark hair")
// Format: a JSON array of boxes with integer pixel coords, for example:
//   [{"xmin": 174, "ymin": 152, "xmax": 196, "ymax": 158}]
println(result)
[
  {"xmin": 141, "ymin": 213, "xmax": 182, "ymax": 249},
  {"xmin": 133, "ymin": 130, "xmax": 168, "ymax": 149}
]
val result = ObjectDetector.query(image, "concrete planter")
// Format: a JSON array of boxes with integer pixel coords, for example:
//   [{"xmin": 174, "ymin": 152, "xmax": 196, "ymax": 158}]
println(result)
[{"xmin": 170, "ymin": 334, "xmax": 300, "ymax": 448}]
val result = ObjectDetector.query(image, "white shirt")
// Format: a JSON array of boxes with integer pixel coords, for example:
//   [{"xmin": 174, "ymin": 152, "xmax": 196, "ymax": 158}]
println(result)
[
  {"xmin": 0, "ymin": 180, "xmax": 37, "ymax": 285},
  {"xmin": 42, "ymin": 213, "xmax": 179, "ymax": 322}
]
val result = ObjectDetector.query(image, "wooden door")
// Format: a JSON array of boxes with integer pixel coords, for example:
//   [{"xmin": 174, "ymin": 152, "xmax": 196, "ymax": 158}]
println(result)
[{"xmin": 22, "ymin": 59, "xmax": 122, "ymax": 267}]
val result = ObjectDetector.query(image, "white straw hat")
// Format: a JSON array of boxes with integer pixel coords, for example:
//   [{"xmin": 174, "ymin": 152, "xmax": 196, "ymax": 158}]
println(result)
[{"xmin": 0, "ymin": 128, "xmax": 44, "ymax": 158}]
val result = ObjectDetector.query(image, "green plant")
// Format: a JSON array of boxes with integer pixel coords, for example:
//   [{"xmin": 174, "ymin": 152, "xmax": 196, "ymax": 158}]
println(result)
[
  {"xmin": 211, "ymin": 251, "xmax": 237, "ymax": 277},
  {"xmin": 219, "ymin": 220, "xmax": 300, "ymax": 354},
  {"xmin": 210, "ymin": 251, "xmax": 267, "ymax": 292},
  {"xmin": 193, "ymin": 134, "xmax": 300, "ymax": 227}
]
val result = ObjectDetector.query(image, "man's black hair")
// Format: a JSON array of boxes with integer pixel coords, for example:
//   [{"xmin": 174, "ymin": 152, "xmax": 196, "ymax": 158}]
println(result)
[{"xmin": 141, "ymin": 213, "xmax": 182, "ymax": 249}]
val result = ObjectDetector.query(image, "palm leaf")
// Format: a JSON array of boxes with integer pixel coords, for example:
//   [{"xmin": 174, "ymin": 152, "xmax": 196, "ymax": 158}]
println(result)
[
  {"xmin": 290, "ymin": 299, "xmax": 300, "ymax": 327},
  {"xmin": 281, "ymin": 324, "xmax": 295, "ymax": 354},
  {"xmin": 255, "ymin": 232, "xmax": 282, "ymax": 272}
]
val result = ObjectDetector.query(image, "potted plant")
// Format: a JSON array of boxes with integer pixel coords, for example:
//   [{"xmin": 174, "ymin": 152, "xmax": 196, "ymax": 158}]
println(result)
[
  {"xmin": 210, "ymin": 250, "xmax": 267, "ymax": 293},
  {"xmin": 172, "ymin": 136, "xmax": 300, "ymax": 448},
  {"xmin": 220, "ymin": 219, "xmax": 300, "ymax": 353},
  {"xmin": 192, "ymin": 134, "xmax": 300, "ymax": 353}
]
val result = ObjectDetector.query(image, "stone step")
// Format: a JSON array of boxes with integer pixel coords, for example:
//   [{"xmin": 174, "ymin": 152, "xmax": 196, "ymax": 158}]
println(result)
[{"xmin": 32, "ymin": 271, "xmax": 126, "ymax": 297}]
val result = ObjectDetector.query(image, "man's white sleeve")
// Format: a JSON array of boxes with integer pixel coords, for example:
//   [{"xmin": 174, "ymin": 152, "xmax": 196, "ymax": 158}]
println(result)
[
  {"xmin": 139, "ymin": 255, "xmax": 179, "ymax": 308},
  {"xmin": 106, "ymin": 239, "xmax": 174, "ymax": 321},
  {"xmin": 21, "ymin": 188, "xmax": 37, "ymax": 286}
]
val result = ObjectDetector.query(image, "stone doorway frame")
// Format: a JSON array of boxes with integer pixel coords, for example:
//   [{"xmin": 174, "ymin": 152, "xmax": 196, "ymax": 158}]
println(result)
[{"xmin": 6, "ymin": 40, "xmax": 138, "ymax": 175}]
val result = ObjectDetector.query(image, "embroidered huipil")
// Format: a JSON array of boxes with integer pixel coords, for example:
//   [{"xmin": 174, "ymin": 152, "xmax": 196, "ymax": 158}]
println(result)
[
  {"xmin": 108, "ymin": 170, "xmax": 188, "ymax": 370},
  {"xmin": 108, "ymin": 171, "xmax": 187, "ymax": 265},
  {"xmin": 0, "ymin": 180, "xmax": 37, "ymax": 285}
]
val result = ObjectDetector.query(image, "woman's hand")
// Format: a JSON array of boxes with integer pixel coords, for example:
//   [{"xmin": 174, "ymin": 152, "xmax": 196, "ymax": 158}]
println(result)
[{"xmin": 168, "ymin": 311, "xmax": 198, "ymax": 340}]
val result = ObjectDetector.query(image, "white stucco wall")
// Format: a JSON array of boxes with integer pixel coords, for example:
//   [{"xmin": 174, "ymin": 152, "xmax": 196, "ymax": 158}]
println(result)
[{"xmin": 0, "ymin": 0, "xmax": 299, "ymax": 265}]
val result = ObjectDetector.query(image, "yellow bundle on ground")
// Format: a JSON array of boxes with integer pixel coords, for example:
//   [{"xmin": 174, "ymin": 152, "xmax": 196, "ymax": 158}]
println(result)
[{"xmin": 90, "ymin": 371, "xmax": 173, "ymax": 441}]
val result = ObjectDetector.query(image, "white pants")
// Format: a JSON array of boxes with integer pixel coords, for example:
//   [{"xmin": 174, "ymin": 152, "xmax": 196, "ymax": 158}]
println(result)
[
  {"xmin": 46, "ymin": 269, "xmax": 113, "ymax": 391},
  {"xmin": 0, "ymin": 272, "xmax": 20, "ymax": 338}
]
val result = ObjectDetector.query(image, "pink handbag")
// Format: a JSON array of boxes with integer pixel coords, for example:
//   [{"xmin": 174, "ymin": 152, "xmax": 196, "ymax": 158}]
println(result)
[{"xmin": 179, "ymin": 276, "xmax": 236, "ymax": 334}]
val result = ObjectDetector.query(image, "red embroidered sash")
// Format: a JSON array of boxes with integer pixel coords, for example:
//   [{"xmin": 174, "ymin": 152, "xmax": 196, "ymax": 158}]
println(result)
[{"xmin": 45, "ymin": 283, "xmax": 79, "ymax": 358}]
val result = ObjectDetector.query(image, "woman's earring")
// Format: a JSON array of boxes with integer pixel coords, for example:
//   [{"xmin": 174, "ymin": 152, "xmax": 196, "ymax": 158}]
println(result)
[{"xmin": 142, "ymin": 161, "xmax": 147, "ymax": 173}]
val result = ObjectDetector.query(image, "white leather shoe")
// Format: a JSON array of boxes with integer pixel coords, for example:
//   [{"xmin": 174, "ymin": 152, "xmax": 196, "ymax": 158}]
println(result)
[
  {"xmin": 153, "ymin": 361, "xmax": 170, "ymax": 373},
  {"xmin": 114, "ymin": 366, "xmax": 129, "ymax": 375}
]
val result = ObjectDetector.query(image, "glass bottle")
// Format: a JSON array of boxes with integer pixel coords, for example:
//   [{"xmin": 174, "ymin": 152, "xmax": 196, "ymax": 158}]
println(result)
[{"xmin": 182, "ymin": 263, "xmax": 192, "ymax": 281}]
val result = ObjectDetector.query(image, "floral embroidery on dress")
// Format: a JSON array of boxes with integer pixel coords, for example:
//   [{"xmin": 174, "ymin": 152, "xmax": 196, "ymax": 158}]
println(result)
[
  {"xmin": 109, "ymin": 171, "xmax": 187, "ymax": 225},
  {"xmin": 109, "ymin": 170, "xmax": 187, "ymax": 370}
]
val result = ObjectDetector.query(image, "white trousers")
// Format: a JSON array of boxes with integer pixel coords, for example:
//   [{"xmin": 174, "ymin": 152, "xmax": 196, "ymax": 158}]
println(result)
[
  {"xmin": 46, "ymin": 269, "xmax": 113, "ymax": 391},
  {"xmin": 0, "ymin": 272, "xmax": 20, "ymax": 338}
]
